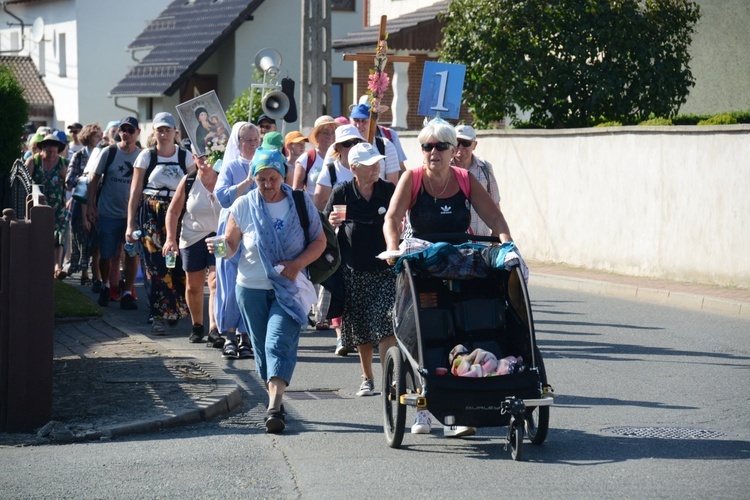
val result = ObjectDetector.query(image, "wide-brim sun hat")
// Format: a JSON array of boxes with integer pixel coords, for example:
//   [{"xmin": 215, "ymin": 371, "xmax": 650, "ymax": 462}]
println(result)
[
  {"xmin": 334, "ymin": 124, "xmax": 365, "ymax": 145},
  {"xmin": 310, "ymin": 115, "xmax": 340, "ymax": 146},
  {"xmin": 37, "ymin": 133, "xmax": 67, "ymax": 153},
  {"xmin": 349, "ymin": 95, "xmax": 389, "ymax": 114}
]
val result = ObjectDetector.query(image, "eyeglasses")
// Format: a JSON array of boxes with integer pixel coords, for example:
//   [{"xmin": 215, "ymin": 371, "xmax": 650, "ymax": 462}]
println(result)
[
  {"xmin": 339, "ymin": 139, "xmax": 362, "ymax": 148},
  {"xmin": 259, "ymin": 123, "xmax": 274, "ymax": 131},
  {"xmin": 457, "ymin": 139, "xmax": 473, "ymax": 148},
  {"xmin": 420, "ymin": 141, "xmax": 451, "ymax": 152},
  {"xmin": 119, "ymin": 126, "xmax": 136, "ymax": 134}
]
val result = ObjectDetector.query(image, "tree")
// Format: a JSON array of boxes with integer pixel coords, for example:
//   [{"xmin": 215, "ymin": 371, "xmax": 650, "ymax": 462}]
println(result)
[
  {"xmin": 225, "ymin": 69, "xmax": 264, "ymax": 126},
  {"xmin": 439, "ymin": 0, "xmax": 701, "ymax": 128},
  {"xmin": 0, "ymin": 64, "xmax": 28, "ymax": 209}
]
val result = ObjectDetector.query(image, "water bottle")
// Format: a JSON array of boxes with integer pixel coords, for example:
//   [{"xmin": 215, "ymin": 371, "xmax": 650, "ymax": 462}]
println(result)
[{"xmin": 124, "ymin": 230, "xmax": 142, "ymax": 257}]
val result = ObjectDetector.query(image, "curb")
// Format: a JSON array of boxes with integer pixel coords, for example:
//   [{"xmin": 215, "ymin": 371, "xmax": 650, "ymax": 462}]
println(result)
[{"xmin": 531, "ymin": 273, "xmax": 750, "ymax": 318}]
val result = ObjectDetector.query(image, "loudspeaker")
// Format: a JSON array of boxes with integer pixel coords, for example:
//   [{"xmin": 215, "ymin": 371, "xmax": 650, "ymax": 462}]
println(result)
[
  {"xmin": 261, "ymin": 91, "xmax": 290, "ymax": 120},
  {"xmin": 280, "ymin": 77, "xmax": 298, "ymax": 123},
  {"xmin": 255, "ymin": 48, "xmax": 282, "ymax": 77}
]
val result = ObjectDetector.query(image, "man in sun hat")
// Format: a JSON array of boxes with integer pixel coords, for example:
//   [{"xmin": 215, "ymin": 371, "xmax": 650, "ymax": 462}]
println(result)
[
  {"xmin": 350, "ymin": 95, "xmax": 407, "ymax": 172},
  {"xmin": 451, "ymin": 124, "xmax": 501, "ymax": 237},
  {"xmin": 349, "ymin": 104, "xmax": 400, "ymax": 182}
]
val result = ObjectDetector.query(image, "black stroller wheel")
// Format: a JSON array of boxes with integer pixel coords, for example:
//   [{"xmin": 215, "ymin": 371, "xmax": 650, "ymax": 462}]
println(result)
[
  {"xmin": 382, "ymin": 346, "xmax": 406, "ymax": 448},
  {"xmin": 510, "ymin": 419, "xmax": 525, "ymax": 461},
  {"xmin": 525, "ymin": 405, "xmax": 550, "ymax": 445}
]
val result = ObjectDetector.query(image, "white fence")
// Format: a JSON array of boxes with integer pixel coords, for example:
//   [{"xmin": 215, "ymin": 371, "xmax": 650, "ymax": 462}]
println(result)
[{"xmin": 398, "ymin": 125, "xmax": 750, "ymax": 288}]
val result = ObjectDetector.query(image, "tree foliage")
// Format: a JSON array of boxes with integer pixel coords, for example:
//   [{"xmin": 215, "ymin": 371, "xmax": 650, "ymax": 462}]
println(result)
[
  {"xmin": 0, "ymin": 65, "xmax": 28, "ymax": 175},
  {"xmin": 225, "ymin": 70, "xmax": 264, "ymax": 126},
  {"xmin": 439, "ymin": 0, "xmax": 701, "ymax": 128}
]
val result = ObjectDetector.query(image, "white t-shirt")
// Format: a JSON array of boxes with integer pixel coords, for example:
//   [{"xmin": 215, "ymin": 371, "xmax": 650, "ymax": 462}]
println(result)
[
  {"xmin": 295, "ymin": 150, "xmax": 323, "ymax": 194},
  {"xmin": 134, "ymin": 148, "xmax": 195, "ymax": 191},
  {"xmin": 180, "ymin": 175, "xmax": 221, "ymax": 248},
  {"xmin": 316, "ymin": 159, "xmax": 354, "ymax": 188}
]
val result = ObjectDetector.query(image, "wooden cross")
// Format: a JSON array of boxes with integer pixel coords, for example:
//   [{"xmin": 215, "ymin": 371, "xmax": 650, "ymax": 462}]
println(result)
[{"xmin": 342, "ymin": 15, "xmax": 416, "ymax": 142}]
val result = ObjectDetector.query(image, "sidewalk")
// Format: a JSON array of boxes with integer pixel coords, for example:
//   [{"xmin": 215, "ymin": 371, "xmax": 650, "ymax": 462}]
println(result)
[{"xmin": 3, "ymin": 263, "xmax": 747, "ymax": 446}]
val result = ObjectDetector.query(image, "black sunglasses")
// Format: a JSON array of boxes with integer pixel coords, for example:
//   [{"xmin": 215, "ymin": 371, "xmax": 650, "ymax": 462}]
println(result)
[
  {"xmin": 339, "ymin": 139, "xmax": 362, "ymax": 148},
  {"xmin": 457, "ymin": 139, "xmax": 473, "ymax": 148},
  {"xmin": 420, "ymin": 141, "xmax": 451, "ymax": 152},
  {"xmin": 119, "ymin": 126, "xmax": 136, "ymax": 134}
]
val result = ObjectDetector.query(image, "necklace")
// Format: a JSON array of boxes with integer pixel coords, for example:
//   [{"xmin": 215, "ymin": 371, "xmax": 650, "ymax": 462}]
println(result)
[{"xmin": 426, "ymin": 173, "xmax": 450, "ymax": 202}]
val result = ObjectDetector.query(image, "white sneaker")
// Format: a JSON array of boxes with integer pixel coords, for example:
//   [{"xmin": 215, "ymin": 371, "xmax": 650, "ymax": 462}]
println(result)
[
  {"xmin": 356, "ymin": 378, "xmax": 374, "ymax": 397},
  {"xmin": 411, "ymin": 410, "xmax": 432, "ymax": 434},
  {"xmin": 151, "ymin": 318, "xmax": 165, "ymax": 334},
  {"xmin": 443, "ymin": 425, "xmax": 476, "ymax": 438}
]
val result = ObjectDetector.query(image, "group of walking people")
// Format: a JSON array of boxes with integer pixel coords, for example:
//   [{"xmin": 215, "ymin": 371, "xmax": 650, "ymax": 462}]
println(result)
[{"xmin": 34, "ymin": 105, "xmax": 512, "ymax": 436}]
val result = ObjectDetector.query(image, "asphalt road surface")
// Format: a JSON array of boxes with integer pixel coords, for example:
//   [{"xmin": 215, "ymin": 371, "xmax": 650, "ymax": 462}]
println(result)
[{"xmin": 1, "ymin": 285, "xmax": 748, "ymax": 498}]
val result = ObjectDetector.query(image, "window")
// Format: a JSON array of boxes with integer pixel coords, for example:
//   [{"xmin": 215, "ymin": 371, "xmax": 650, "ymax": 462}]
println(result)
[
  {"xmin": 331, "ymin": 78, "xmax": 353, "ymax": 119},
  {"xmin": 331, "ymin": 0, "xmax": 355, "ymax": 11},
  {"xmin": 38, "ymin": 37, "xmax": 45, "ymax": 76},
  {"xmin": 58, "ymin": 33, "xmax": 66, "ymax": 77}
]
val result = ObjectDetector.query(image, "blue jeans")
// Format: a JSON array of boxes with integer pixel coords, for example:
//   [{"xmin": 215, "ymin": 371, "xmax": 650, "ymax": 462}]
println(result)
[{"xmin": 236, "ymin": 286, "xmax": 301, "ymax": 385}]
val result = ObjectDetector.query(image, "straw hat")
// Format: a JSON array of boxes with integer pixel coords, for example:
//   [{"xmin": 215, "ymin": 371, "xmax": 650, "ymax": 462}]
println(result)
[{"xmin": 309, "ymin": 115, "xmax": 340, "ymax": 146}]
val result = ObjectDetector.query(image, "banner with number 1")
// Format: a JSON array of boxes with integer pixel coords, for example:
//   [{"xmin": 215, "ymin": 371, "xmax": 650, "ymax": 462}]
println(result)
[{"xmin": 417, "ymin": 61, "xmax": 466, "ymax": 119}]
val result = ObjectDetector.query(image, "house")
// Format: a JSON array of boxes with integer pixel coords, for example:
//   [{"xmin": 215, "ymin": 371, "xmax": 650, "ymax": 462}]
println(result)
[
  {"xmin": 0, "ymin": 0, "xmax": 364, "ymax": 133},
  {"xmin": 337, "ymin": 0, "xmax": 750, "ymax": 125},
  {"xmin": 0, "ymin": 54, "xmax": 53, "ymax": 128}
]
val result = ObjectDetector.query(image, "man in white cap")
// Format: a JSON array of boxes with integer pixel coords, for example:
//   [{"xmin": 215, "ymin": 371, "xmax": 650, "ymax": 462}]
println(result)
[{"xmin": 452, "ymin": 124, "xmax": 501, "ymax": 237}]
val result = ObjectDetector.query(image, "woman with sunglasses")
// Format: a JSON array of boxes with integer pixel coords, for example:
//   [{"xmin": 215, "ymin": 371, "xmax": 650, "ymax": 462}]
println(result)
[
  {"xmin": 384, "ymin": 117, "xmax": 512, "ymax": 246},
  {"xmin": 383, "ymin": 117, "xmax": 513, "ymax": 438}
]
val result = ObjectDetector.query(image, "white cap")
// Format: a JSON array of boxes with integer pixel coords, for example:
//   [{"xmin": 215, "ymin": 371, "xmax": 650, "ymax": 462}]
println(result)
[
  {"xmin": 334, "ymin": 124, "xmax": 365, "ymax": 144},
  {"xmin": 348, "ymin": 142, "xmax": 386, "ymax": 166},
  {"xmin": 455, "ymin": 124, "xmax": 476, "ymax": 141}
]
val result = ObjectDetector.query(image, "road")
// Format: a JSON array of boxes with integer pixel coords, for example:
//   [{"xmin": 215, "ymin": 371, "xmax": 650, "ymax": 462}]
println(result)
[{"xmin": 1, "ymin": 285, "xmax": 748, "ymax": 498}]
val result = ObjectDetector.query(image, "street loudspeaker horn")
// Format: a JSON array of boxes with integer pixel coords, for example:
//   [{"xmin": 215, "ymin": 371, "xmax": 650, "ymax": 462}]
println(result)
[
  {"xmin": 255, "ymin": 48, "xmax": 282, "ymax": 78},
  {"xmin": 261, "ymin": 91, "xmax": 290, "ymax": 120}
]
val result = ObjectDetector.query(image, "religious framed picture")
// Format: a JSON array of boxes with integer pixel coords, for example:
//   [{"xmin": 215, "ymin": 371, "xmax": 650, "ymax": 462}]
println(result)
[{"xmin": 175, "ymin": 90, "xmax": 230, "ymax": 157}]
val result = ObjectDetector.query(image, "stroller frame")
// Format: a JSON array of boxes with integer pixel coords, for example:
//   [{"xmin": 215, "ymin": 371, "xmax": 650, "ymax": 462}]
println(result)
[{"xmin": 382, "ymin": 256, "xmax": 553, "ymax": 460}]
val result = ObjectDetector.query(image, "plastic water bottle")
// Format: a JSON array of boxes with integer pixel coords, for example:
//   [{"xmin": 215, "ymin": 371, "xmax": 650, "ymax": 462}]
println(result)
[{"xmin": 124, "ymin": 230, "xmax": 142, "ymax": 257}]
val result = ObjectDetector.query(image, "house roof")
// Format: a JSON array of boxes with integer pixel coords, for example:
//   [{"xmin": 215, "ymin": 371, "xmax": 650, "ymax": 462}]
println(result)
[
  {"xmin": 332, "ymin": 0, "xmax": 450, "ymax": 52},
  {"xmin": 110, "ymin": 0, "xmax": 265, "ymax": 97},
  {"xmin": 0, "ymin": 55, "xmax": 53, "ymax": 117}
]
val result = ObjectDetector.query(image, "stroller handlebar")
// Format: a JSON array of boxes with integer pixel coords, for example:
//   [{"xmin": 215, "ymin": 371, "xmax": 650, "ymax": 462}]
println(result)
[{"xmin": 411, "ymin": 233, "xmax": 502, "ymax": 244}]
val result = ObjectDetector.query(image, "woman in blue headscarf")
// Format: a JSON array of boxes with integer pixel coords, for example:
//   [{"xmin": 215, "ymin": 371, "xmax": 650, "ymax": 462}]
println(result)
[{"xmin": 212, "ymin": 148, "xmax": 325, "ymax": 434}]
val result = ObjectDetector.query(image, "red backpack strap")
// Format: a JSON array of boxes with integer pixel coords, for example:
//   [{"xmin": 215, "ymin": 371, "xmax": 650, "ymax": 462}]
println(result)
[
  {"xmin": 452, "ymin": 166, "xmax": 471, "ymax": 199},
  {"xmin": 409, "ymin": 166, "xmax": 425, "ymax": 208},
  {"xmin": 380, "ymin": 125, "xmax": 392, "ymax": 141}
]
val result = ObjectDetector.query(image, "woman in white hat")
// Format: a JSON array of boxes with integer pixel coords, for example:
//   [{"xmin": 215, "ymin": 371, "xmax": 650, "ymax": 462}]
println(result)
[
  {"xmin": 25, "ymin": 133, "xmax": 69, "ymax": 279},
  {"xmin": 292, "ymin": 115, "xmax": 339, "ymax": 194}
]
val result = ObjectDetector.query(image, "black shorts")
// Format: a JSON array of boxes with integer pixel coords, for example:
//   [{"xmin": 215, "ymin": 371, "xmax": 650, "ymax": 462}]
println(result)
[{"xmin": 181, "ymin": 233, "xmax": 216, "ymax": 273}]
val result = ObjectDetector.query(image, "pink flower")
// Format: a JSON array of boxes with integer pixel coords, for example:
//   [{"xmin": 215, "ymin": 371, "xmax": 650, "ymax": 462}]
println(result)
[{"xmin": 368, "ymin": 71, "xmax": 390, "ymax": 97}]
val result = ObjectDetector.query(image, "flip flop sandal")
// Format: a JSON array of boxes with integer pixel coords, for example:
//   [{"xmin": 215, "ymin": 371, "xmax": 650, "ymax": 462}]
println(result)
[{"xmin": 222, "ymin": 341, "xmax": 238, "ymax": 359}]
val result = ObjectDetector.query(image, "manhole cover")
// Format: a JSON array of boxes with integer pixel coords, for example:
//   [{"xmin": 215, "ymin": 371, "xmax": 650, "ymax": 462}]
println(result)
[
  {"xmin": 602, "ymin": 426, "xmax": 727, "ymax": 439},
  {"xmin": 284, "ymin": 389, "xmax": 346, "ymax": 400}
]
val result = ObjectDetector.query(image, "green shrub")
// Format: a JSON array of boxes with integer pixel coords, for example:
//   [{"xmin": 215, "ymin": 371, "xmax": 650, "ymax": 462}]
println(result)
[
  {"xmin": 731, "ymin": 110, "xmax": 750, "ymax": 124},
  {"xmin": 594, "ymin": 121, "xmax": 623, "ymax": 128},
  {"xmin": 697, "ymin": 113, "xmax": 738, "ymax": 126},
  {"xmin": 0, "ymin": 65, "xmax": 28, "ymax": 177},
  {"xmin": 638, "ymin": 117, "xmax": 673, "ymax": 126},
  {"xmin": 672, "ymin": 113, "xmax": 710, "ymax": 125},
  {"xmin": 225, "ymin": 70, "xmax": 264, "ymax": 126}
]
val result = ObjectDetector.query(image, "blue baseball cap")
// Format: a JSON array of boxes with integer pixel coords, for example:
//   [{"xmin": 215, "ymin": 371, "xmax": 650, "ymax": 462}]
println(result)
[{"xmin": 349, "ymin": 103, "xmax": 370, "ymax": 120}]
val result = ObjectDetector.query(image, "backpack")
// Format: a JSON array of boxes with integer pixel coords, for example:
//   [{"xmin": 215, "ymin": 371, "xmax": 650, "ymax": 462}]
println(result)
[
  {"xmin": 291, "ymin": 190, "xmax": 341, "ymax": 284},
  {"xmin": 144, "ymin": 146, "xmax": 188, "ymax": 189},
  {"xmin": 326, "ymin": 162, "xmax": 337, "ymax": 186},
  {"xmin": 410, "ymin": 166, "xmax": 470, "ymax": 207},
  {"xmin": 181, "ymin": 170, "xmax": 198, "ymax": 214}
]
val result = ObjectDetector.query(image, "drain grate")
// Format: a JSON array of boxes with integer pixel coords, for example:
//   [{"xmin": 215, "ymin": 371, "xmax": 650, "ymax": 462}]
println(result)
[
  {"xmin": 602, "ymin": 426, "xmax": 726, "ymax": 439},
  {"xmin": 284, "ymin": 389, "xmax": 346, "ymax": 400}
]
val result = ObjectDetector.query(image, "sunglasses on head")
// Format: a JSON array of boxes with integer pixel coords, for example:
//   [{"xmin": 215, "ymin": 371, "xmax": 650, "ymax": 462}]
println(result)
[
  {"xmin": 420, "ymin": 141, "xmax": 451, "ymax": 152},
  {"xmin": 339, "ymin": 139, "xmax": 362, "ymax": 148},
  {"xmin": 457, "ymin": 139, "xmax": 473, "ymax": 148},
  {"xmin": 119, "ymin": 126, "xmax": 136, "ymax": 134}
]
